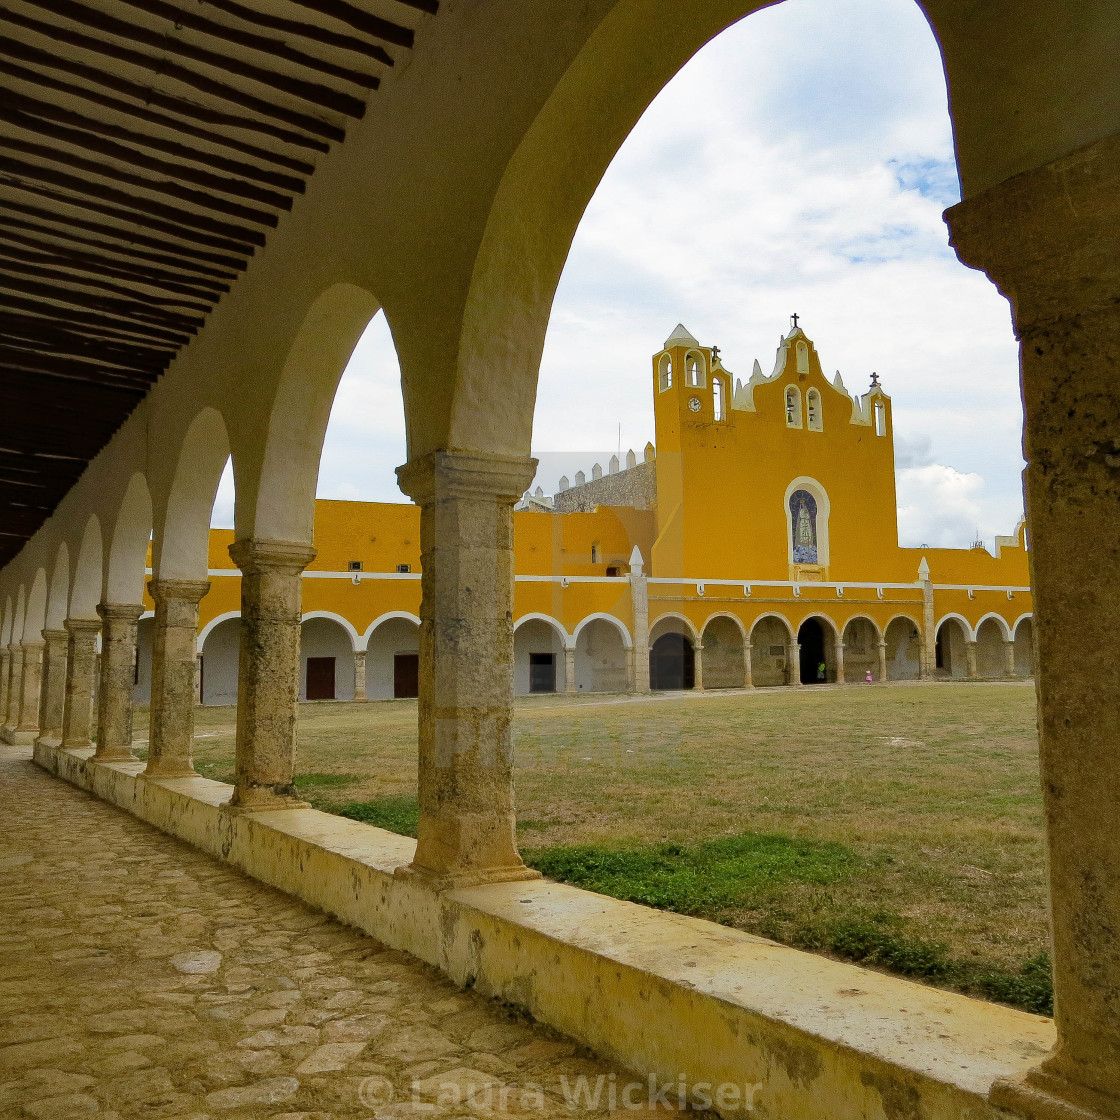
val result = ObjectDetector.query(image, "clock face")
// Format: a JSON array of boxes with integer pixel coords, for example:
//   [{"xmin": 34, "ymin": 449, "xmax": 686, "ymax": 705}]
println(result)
[{"xmin": 688, "ymin": 396, "xmax": 702, "ymax": 413}]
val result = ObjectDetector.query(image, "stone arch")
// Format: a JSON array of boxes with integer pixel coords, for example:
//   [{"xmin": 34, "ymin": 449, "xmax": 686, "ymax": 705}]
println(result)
[
  {"xmin": 748, "ymin": 612, "xmax": 794, "ymax": 687},
  {"xmin": 365, "ymin": 613, "xmax": 420, "ymax": 701},
  {"xmin": 246, "ymin": 283, "xmax": 381, "ymax": 545},
  {"xmin": 200, "ymin": 616, "xmax": 240, "ymax": 706},
  {"xmin": 975, "ymin": 615, "xmax": 1010, "ymax": 677},
  {"xmin": 301, "ymin": 611, "xmax": 360, "ymax": 652},
  {"xmin": 153, "ymin": 406, "xmax": 232, "ymax": 581},
  {"xmin": 700, "ymin": 613, "xmax": 746, "ymax": 689},
  {"xmin": 574, "ymin": 617, "xmax": 629, "ymax": 693},
  {"xmin": 841, "ymin": 614, "xmax": 881, "ymax": 682},
  {"xmin": 806, "ymin": 387, "xmax": 823, "ymax": 431},
  {"xmin": 71, "ymin": 516, "xmax": 103, "ymax": 620},
  {"xmin": 1013, "ymin": 615, "xmax": 1035, "ymax": 677},
  {"xmin": 935, "ymin": 614, "xmax": 972, "ymax": 678},
  {"xmin": 23, "ymin": 569, "xmax": 48, "ymax": 643},
  {"xmin": 45, "ymin": 543, "xmax": 70, "ymax": 630},
  {"xmin": 105, "ymin": 472, "xmax": 152, "ymax": 606},
  {"xmin": 795, "ymin": 613, "xmax": 840, "ymax": 684},
  {"xmin": 684, "ymin": 349, "xmax": 706, "ymax": 388},
  {"xmin": 513, "ymin": 615, "xmax": 568, "ymax": 695},
  {"xmin": 649, "ymin": 612, "xmax": 698, "ymax": 644},
  {"xmin": 883, "ymin": 614, "xmax": 922, "ymax": 681},
  {"xmin": 299, "ymin": 615, "xmax": 357, "ymax": 701}
]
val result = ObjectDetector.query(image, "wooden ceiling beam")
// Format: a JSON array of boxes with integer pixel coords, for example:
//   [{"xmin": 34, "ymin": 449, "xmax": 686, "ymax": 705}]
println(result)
[
  {"xmin": 286, "ymin": 0, "xmax": 414, "ymax": 46},
  {"xmin": 0, "ymin": 12, "xmax": 347, "ymax": 140},
  {"xmin": 0, "ymin": 293, "xmax": 192, "ymax": 346},
  {"xmin": 0, "ymin": 199, "xmax": 248, "ymax": 273},
  {"xmin": 0, "ymin": 35, "xmax": 330, "ymax": 154},
  {"xmin": 3, "ymin": 88, "xmax": 306, "ymax": 195}
]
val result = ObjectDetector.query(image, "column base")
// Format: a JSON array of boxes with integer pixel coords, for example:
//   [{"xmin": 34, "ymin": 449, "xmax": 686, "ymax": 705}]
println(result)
[
  {"xmin": 35, "ymin": 736, "xmax": 62, "ymax": 750},
  {"xmin": 394, "ymin": 861, "xmax": 543, "ymax": 892},
  {"xmin": 93, "ymin": 748, "xmax": 137, "ymax": 763},
  {"xmin": 991, "ymin": 1070, "xmax": 1120, "ymax": 1120},
  {"xmin": 223, "ymin": 784, "xmax": 310, "ymax": 813},
  {"xmin": 142, "ymin": 761, "xmax": 198, "ymax": 780},
  {"xmin": 3, "ymin": 727, "xmax": 37, "ymax": 745}
]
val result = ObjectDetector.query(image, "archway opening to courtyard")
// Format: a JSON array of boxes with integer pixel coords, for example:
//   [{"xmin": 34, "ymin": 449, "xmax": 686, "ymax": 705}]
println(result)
[
  {"xmin": 700, "ymin": 616, "xmax": 745, "ymax": 689},
  {"xmin": 975, "ymin": 618, "xmax": 1009, "ymax": 677},
  {"xmin": 884, "ymin": 617, "xmax": 922, "ymax": 680},
  {"xmin": 650, "ymin": 632, "xmax": 694, "ymax": 691},
  {"xmin": 797, "ymin": 618, "xmax": 835, "ymax": 684},
  {"xmin": 514, "ymin": 618, "xmax": 567, "ymax": 695},
  {"xmin": 299, "ymin": 617, "xmax": 355, "ymax": 702},
  {"xmin": 1014, "ymin": 618, "xmax": 1035, "ymax": 677},
  {"xmin": 132, "ymin": 616, "xmax": 155, "ymax": 705},
  {"xmin": 365, "ymin": 616, "xmax": 420, "ymax": 700},
  {"xmin": 841, "ymin": 617, "xmax": 880, "ymax": 682},
  {"xmin": 575, "ymin": 618, "xmax": 629, "ymax": 693},
  {"xmin": 749, "ymin": 616, "xmax": 792, "ymax": 686},
  {"xmin": 935, "ymin": 618, "xmax": 969, "ymax": 678},
  {"xmin": 199, "ymin": 618, "xmax": 240, "ymax": 707}
]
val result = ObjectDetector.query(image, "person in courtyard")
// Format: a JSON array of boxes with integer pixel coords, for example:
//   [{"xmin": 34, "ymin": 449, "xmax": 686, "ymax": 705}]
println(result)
[{"xmin": 817, "ymin": 659, "xmax": 826, "ymax": 682}]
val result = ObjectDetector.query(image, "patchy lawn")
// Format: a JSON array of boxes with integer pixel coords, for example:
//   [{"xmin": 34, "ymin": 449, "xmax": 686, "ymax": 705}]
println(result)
[{"xmin": 137, "ymin": 680, "xmax": 1049, "ymax": 1012}]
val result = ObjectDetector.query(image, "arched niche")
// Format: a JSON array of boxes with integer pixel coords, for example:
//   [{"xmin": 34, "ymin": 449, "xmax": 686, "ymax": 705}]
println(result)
[
  {"xmin": 365, "ymin": 614, "xmax": 421, "ymax": 701},
  {"xmin": 884, "ymin": 616, "xmax": 922, "ymax": 680},
  {"xmin": 749, "ymin": 614, "xmax": 793, "ymax": 687},
  {"xmin": 841, "ymin": 616, "xmax": 881, "ymax": 682},
  {"xmin": 785, "ymin": 477, "xmax": 830, "ymax": 569},
  {"xmin": 513, "ymin": 616, "xmax": 568, "ymax": 695},
  {"xmin": 700, "ymin": 614, "xmax": 745, "ymax": 689}
]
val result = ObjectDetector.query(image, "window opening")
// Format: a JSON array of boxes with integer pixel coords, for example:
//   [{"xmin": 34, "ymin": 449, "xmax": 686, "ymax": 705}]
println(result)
[{"xmin": 713, "ymin": 378, "xmax": 725, "ymax": 421}]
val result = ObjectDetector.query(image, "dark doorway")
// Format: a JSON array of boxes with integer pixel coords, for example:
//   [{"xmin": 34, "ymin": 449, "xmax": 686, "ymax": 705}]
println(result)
[
  {"xmin": 529, "ymin": 652, "xmax": 556, "ymax": 693},
  {"xmin": 306, "ymin": 656, "xmax": 336, "ymax": 700},
  {"xmin": 649, "ymin": 632, "xmax": 695, "ymax": 690},
  {"xmin": 393, "ymin": 653, "xmax": 419, "ymax": 698},
  {"xmin": 798, "ymin": 619, "xmax": 827, "ymax": 684}
]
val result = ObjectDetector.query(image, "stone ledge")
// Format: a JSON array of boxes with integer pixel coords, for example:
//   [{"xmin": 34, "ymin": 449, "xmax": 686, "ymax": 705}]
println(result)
[{"xmin": 34, "ymin": 741, "xmax": 1054, "ymax": 1120}]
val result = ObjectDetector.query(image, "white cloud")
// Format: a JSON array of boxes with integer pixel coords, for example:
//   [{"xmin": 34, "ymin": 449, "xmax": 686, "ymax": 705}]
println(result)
[
  {"xmin": 298, "ymin": 0, "xmax": 1024, "ymax": 553},
  {"xmin": 896, "ymin": 464, "xmax": 987, "ymax": 549}
]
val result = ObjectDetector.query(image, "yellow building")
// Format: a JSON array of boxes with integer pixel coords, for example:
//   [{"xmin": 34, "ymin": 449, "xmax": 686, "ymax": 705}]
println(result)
[{"xmin": 138, "ymin": 323, "xmax": 1033, "ymax": 705}]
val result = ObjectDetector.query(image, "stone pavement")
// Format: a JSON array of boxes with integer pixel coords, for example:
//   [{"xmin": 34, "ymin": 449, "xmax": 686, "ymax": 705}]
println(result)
[{"xmin": 0, "ymin": 747, "xmax": 633, "ymax": 1120}]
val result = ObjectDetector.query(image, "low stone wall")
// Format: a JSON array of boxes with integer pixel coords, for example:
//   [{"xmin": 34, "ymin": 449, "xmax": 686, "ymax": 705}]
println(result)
[
  {"xmin": 35, "ymin": 741, "xmax": 1054, "ymax": 1120},
  {"xmin": 553, "ymin": 461, "xmax": 656, "ymax": 512}
]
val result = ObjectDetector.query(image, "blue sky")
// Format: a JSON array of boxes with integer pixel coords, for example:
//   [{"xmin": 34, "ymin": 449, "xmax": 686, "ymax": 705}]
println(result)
[{"xmin": 215, "ymin": 0, "xmax": 1025, "ymax": 549}]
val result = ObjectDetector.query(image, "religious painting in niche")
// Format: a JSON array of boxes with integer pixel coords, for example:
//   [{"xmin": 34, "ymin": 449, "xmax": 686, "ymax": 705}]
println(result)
[{"xmin": 790, "ymin": 490, "xmax": 818, "ymax": 563}]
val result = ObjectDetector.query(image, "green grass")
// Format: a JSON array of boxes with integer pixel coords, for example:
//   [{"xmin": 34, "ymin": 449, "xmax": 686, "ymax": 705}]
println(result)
[
  {"xmin": 332, "ymin": 794, "xmax": 420, "ymax": 837},
  {"xmin": 524, "ymin": 833, "xmax": 859, "ymax": 913}
]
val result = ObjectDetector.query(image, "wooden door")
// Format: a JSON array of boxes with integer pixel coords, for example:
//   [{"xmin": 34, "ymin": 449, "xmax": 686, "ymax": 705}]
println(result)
[
  {"xmin": 529, "ymin": 653, "xmax": 556, "ymax": 693},
  {"xmin": 393, "ymin": 653, "xmax": 419, "ymax": 698},
  {"xmin": 306, "ymin": 656, "xmax": 336, "ymax": 700}
]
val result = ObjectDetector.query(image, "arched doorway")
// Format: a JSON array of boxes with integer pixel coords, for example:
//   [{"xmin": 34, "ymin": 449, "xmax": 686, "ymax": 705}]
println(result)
[
  {"xmin": 299, "ymin": 617, "xmax": 355, "ymax": 702},
  {"xmin": 574, "ymin": 618, "xmax": 629, "ymax": 693},
  {"xmin": 935, "ymin": 618, "xmax": 969, "ymax": 678},
  {"xmin": 650, "ymin": 632, "xmax": 694, "ymax": 691},
  {"xmin": 797, "ymin": 618, "xmax": 835, "ymax": 684},
  {"xmin": 514, "ymin": 618, "xmax": 567, "ymax": 694},
  {"xmin": 700, "ymin": 616, "xmax": 745, "ymax": 689},
  {"xmin": 976, "ymin": 618, "xmax": 1008, "ymax": 677},
  {"xmin": 200, "ymin": 618, "xmax": 240, "ymax": 706},
  {"xmin": 365, "ymin": 616, "xmax": 420, "ymax": 700},
  {"xmin": 840, "ymin": 617, "xmax": 879, "ymax": 682},
  {"xmin": 1014, "ymin": 618, "xmax": 1035, "ymax": 677},
  {"xmin": 749, "ymin": 616, "xmax": 793, "ymax": 686},
  {"xmin": 884, "ymin": 617, "xmax": 921, "ymax": 681}
]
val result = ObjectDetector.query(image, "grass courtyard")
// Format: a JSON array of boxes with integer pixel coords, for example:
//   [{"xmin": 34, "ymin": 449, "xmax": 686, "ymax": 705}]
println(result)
[{"xmin": 136, "ymin": 681, "xmax": 1051, "ymax": 1013}]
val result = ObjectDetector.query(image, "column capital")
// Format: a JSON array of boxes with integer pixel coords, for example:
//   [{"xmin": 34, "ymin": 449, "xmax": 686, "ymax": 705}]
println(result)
[
  {"xmin": 148, "ymin": 578, "xmax": 211, "ymax": 604},
  {"xmin": 228, "ymin": 538, "xmax": 316, "ymax": 576},
  {"xmin": 96, "ymin": 603, "xmax": 144, "ymax": 623},
  {"xmin": 945, "ymin": 132, "xmax": 1120, "ymax": 333},
  {"xmin": 41, "ymin": 629, "xmax": 67, "ymax": 643},
  {"xmin": 64, "ymin": 617, "xmax": 102, "ymax": 635},
  {"xmin": 19, "ymin": 639, "xmax": 44, "ymax": 651},
  {"xmin": 396, "ymin": 450, "xmax": 537, "ymax": 506}
]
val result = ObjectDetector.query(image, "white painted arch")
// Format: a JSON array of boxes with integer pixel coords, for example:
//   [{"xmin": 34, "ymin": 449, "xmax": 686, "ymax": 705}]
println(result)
[
  {"xmin": 197, "ymin": 611, "xmax": 241, "ymax": 651},
  {"xmin": 572, "ymin": 612, "xmax": 633, "ymax": 649},
  {"xmin": 935, "ymin": 612, "xmax": 976, "ymax": 641},
  {"xmin": 1012, "ymin": 612, "xmax": 1034, "ymax": 635},
  {"xmin": 748, "ymin": 611, "xmax": 795, "ymax": 642},
  {"xmin": 360, "ymin": 611, "xmax": 422, "ymax": 651},
  {"xmin": 700, "ymin": 611, "xmax": 747, "ymax": 641},
  {"xmin": 975, "ymin": 612, "xmax": 1013, "ymax": 642},
  {"xmin": 302, "ymin": 610, "xmax": 361, "ymax": 651},
  {"xmin": 514, "ymin": 612, "xmax": 573, "ymax": 650},
  {"xmin": 840, "ymin": 613, "xmax": 883, "ymax": 641},
  {"xmin": 648, "ymin": 612, "xmax": 698, "ymax": 644}
]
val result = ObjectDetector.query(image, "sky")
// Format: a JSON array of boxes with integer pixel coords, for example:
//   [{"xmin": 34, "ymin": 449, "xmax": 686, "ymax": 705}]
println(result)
[{"xmin": 213, "ymin": 0, "xmax": 1025, "ymax": 550}]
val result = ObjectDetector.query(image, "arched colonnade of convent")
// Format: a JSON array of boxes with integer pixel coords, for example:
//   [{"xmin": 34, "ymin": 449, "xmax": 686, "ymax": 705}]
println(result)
[{"xmin": 0, "ymin": 2, "xmax": 1117, "ymax": 1117}]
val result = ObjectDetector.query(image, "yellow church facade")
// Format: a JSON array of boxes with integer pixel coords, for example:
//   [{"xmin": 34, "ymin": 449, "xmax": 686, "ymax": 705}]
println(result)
[{"xmin": 137, "ymin": 324, "xmax": 1033, "ymax": 705}]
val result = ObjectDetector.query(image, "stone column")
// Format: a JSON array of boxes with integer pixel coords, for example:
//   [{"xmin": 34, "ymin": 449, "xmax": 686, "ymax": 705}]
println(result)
[
  {"xmin": 17, "ymin": 640, "xmax": 44, "ymax": 733},
  {"xmin": 692, "ymin": 643, "xmax": 704, "ymax": 690},
  {"xmin": 564, "ymin": 647, "xmax": 577, "ymax": 693},
  {"xmin": 949, "ymin": 133, "xmax": 1120, "ymax": 1119},
  {"xmin": 789, "ymin": 641, "xmax": 802, "ymax": 687},
  {"xmin": 94, "ymin": 604, "xmax": 143, "ymax": 762},
  {"xmin": 628, "ymin": 557, "xmax": 651, "ymax": 694},
  {"xmin": 919, "ymin": 558, "xmax": 935, "ymax": 680},
  {"xmin": 743, "ymin": 641, "xmax": 753, "ymax": 688},
  {"xmin": 145, "ymin": 579, "xmax": 210, "ymax": 779},
  {"xmin": 834, "ymin": 641, "xmax": 845, "ymax": 685},
  {"xmin": 226, "ymin": 540, "xmax": 316, "ymax": 811},
  {"xmin": 1003, "ymin": 639, "xmax": 1017, "ymax": 678},
  {"xmin": 353, "ymin": 650, "xmax": 367, "ymax": 701},
  {"xmin": 964, "ymin": 640, "xmax": 979, "ymax": 679},
  {"xmin": 0, "ymin": 646, "xmax": 10, "ymax": 727},
  {"xmin": 4, "ymin": 644, "xmax": 22, "ymax": 729},
  {"xmin": 61, "ymin": 619, "xmax": 100, "ymax": 749},
  {"xmin": 396, "ymin": 450, "xmax": 540, "ymax": 888},
  {"xmin": 877, "ymin": 640, "xmax": 888, "ymax": 683},
  {"xmin": 37, "ymin": 629, "xmax": 68, "ymax": 744}
]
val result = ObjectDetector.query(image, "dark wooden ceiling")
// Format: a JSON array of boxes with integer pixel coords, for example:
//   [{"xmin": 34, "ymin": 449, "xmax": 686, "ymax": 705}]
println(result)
[{"xmin": 0, "ymin": 0, "xmax": 436, "ymax": 566}]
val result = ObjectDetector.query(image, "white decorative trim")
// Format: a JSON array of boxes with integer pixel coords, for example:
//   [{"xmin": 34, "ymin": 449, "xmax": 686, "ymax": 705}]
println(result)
[
  {"xmin": 572, "ymin": 612, "xmax": 633, "ymax": 649},
  {"xmin": 935, "ymin": 612, "xmax": 976, "ymax": 641},
  {"xmin": 514, "ymin": 613, "xmax": 573, "ymax": 650},
  {"xmin": 648, "ymin": 612, "xmax": 698, "ymax": 643},
  {"xmin": 974, "ymin": 612, "xmax": 1013, "ymax": 641},
  {"xmin": 359, "ymin": 611, "xmax": 421, "ymax": 650},
  {"xmin": 197, "ymin": 611, "xmax": 241, "ymax": 650},
  {"xmin": 301, "ymin": 610, "xmax": 361, "ymax": 651}
]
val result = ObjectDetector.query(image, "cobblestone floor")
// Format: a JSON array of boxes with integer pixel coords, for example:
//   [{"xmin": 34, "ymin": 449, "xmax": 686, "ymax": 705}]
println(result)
[{"xmin": 0, "ymin": 747, "xmax": 629, "ymax": 1120}]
